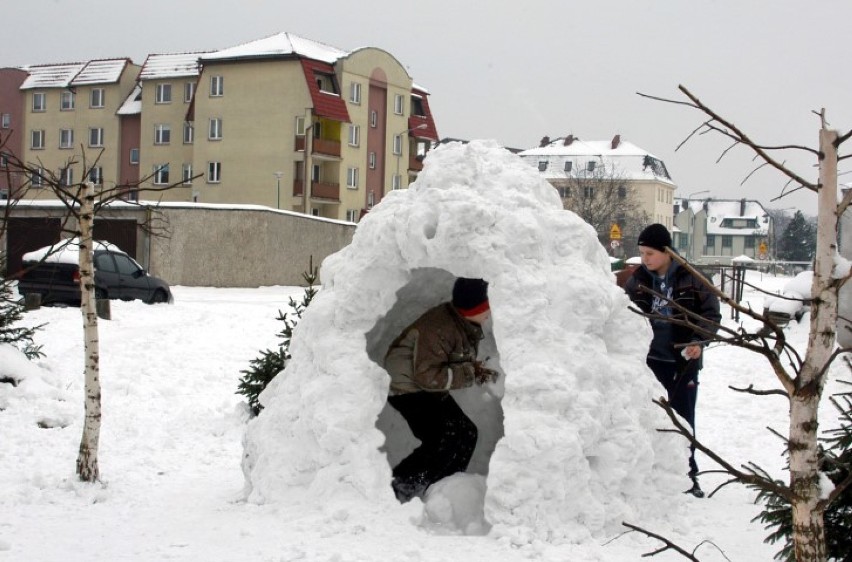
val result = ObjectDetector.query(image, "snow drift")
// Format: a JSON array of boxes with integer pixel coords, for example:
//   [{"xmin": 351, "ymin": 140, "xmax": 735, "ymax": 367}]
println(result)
[{"xmin": 241, "ymin": 140, "xmax": 687, "ymax": 542}]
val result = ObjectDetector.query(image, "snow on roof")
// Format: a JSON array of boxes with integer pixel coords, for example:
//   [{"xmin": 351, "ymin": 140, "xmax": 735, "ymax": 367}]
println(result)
[
  {"xmin": 519, "ymin": 138, "xmax": 673, "ymax": 183},
  {"xmin": 138, "ymin": 52, "xmax": 204, "ymax": 80},
  {"xmin": 20, "ymin": 62, "xmax": 87, "ymax": 89},
  {"xmin": 675, "ymin": 198, "xmax": 770, "ymax": 235},
  {"xmin": 117, "ymin": 83, "xmax": 142, "ymax": 115},
  {"xmin": 70, "ymin": 58, "xmax": 129, "ymax": 86},
  {"xmin": 200, "ymin": 31, "xmax": 348, "ymax": 64},
  {"xmin": 22, "ymin": 238, "xmax": 124, "ymax": 264}
]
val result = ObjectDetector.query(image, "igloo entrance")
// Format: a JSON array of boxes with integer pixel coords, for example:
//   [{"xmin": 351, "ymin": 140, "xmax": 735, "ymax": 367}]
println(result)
[{"xmin": 368, "ymin": 268, "xmax": 505, "ymax": 501}]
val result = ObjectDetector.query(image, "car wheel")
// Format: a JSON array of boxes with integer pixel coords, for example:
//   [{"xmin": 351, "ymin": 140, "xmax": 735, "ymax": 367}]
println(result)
[{"xmin": 149, "ymin": 289, "xmax": 168, "ymax": 304}]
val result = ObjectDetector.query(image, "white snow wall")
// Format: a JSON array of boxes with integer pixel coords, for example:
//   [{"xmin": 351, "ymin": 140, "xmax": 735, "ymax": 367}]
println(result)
[{"xmin": 242, "ymin": 140, "xmax": 686, "ymax": 541}]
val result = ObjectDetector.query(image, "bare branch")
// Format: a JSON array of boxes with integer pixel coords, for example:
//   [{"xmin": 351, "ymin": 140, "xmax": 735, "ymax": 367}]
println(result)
[
  {"xmin": 728, "ymin": 384, "xmax": 789, "ymax": 398},
  {"xmin": 621, "ymin": 522, "xmax": 701, "ymax": 560}
]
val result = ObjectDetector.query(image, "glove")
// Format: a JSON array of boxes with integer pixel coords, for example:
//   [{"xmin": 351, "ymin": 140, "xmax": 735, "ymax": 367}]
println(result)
[{"xmin": 474, "ymin": 362, "xmax": 499, "ymax": 385}]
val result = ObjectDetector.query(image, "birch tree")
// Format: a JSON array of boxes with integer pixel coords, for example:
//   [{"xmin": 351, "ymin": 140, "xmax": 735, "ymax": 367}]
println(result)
[{"xmin": 630, "ymin": 86, "xmax": 852, "ymax": 562}]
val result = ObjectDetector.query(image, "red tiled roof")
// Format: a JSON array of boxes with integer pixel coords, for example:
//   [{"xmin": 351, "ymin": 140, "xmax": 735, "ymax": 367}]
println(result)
[{"xmin": 300, "ymin": 59, "xmax": 350, "ymax": 123}]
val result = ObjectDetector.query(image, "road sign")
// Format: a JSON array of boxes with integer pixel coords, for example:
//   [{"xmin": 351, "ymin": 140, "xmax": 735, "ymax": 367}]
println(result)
[
  {"xmin": 759, "ymin": 241, "xmax": 768, "ymax": 255},
  {"xmin": 610, "ymin": 224, "xmax": 622, "ymax": 240}
]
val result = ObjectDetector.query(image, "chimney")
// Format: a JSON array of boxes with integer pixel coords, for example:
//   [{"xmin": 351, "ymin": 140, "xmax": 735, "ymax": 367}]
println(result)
[
  {"xmin": 563, "ymin": 135, "xmax": 574, "ymax": 146},
  {"xmin": 539, "ymin": 136, "xmax": 551, "ymax": 147},
  {"xmin": 611, "ymin": 134, "xmax": 621, "ymax": 150},
  {"xmin": 740, "ymin": 198, "xmax": 746, "ymax": 216}
]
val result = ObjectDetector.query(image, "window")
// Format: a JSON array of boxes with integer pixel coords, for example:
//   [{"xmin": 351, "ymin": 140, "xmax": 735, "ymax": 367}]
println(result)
[
  {"xmin": 182, "ymin": 163, "xmax": 193, "ymax": 184},
  {"xmin": 586, "ymin": 161, "xmax": 596, "ymax": 172},
  {"xmin": 295, "ymin": 116, "xmax": 307, "ymax": 136},
  {"xmin": 557, "ymin": 186, "xmax": 570, "ymax": 198},
  {"xmin": 155, "ymin": 83, "xmax": 172, "ymax": 104},
  {"xmin": 392, "ymin": 174, "xmax": 401, "ymax": 190},
  {"xmin": 129, "ymin": 148, "xmax": 139, "ymax": 164},
  {"xmin": 538, "ymin": 160, "xmax": 548, "ymax": 171},
  {"xmin": 367, "ymin": 191, "xmax": 375, "ymax": 208},
  {"xmin": 184, "ymin": 82, "xmax": 195, "ymax": 103},
  {"xmin": 59, "ymin": 166, "xmax": 73, "ymax": 187},
  {"xmin": 90, "ymin": 88, "xmax": 105, "ymax": 108},
  {"xmin": 706, "ymin": 235, "xmax": 716, "ymax": 250},
  {"xmin": 31, "ymin": 168, "xmax": 44, "ymax": 187},
  {"xmin": 311, "ymin": 164, "xmax": 320, "ymax": 182},
  {"xmin": 348, "ymin": 124, "xmax": 360, "ymax": 147},
  {"xmin": 183, "ymin": 122, "xmax": 194, "ymax": 144},
  {"xmin": 32, "ymin": 92, "xmax": 46, "ymax": 112},
  {"xmin": 31, "ymin": 130, "xmax": 45, "ymax": 149},
  {"xmin": 88, "ymin": 166, "xmax": 103, "ymax": 185},
  {"xmin": 346, "ymin": 167, "xmax": 359, "ymax": 189},
  {"xmin": 393, "ymin": 94, "xmax": 403, "ymax": 115},
  {"xmin": 370, "ymin": 110, "xmax": 377, "ymax": 128},
  {"xmin": 617, "ymin": 186, "xmax": 627, "ymax": 199},
  {"xmin": 564, "ymin": 161, "xmax": 573, "ymax": 172},
  {"xmin": 1, "ymin": 113, "xmax": 10, "ymax": 128},
  {"xmin": 411, "ymin": 96, "xmax": 425, "ymax": 117},
  {"xmin": 207, "ymin": 161, "xmax": 221, "ymax": 183},
  {"xmin": 59, "ymin": 128, "xmax": 74, "ymax": 149},
  {"xmin": 208, "ymin": 118, "xmax": 222, "ymax": 140},
  {"xmin": 368, "ymin": 151, "xmax": 376, "ymax": 169},
  {"xmin": 88, "ymin": 127, "xmax": 104, "ymax": 147},
  {"xmin": 154, "ymin": 124, "xmax": 171, "ymax": 144},
  {"xmin": 315, "ymin": 73, "xmax": 336, "ymax": 93},
  {"xmin": 153, "ymin": 164, "xmax": 170, "ymax": 185},
  {"xmin": 210, "ymin": 75, "xmax": 224, "ymax": 97},
  {"xmin": 60, "ymin": 91, "xmax": 75, "ymax": 110},
  {"xmin": 744, "ymin": 237, "xmax": 756, "ymax": 249},
  {"xmin": 677, "ymin": 233, "xmax": 689, "ymax": 251},
  {"xmin": 583, "ymin": 186, "xmax": 594, "ymax": 198},
  {"xmin": 0, "ymin": 152, "xmax": 7, "ymax": 168},
  {"xmin": 722, "ymin": 235, "xmax": 733, "ymax": 248},
  {"xmin": 345, "ymin": 209, "xmax": 359, "ymax": 223},
  {"xmin": 393, "ymin": 134, "xmax": 402, "ymax": 155},
  {"xmin": 349, "ymin": 82, "xmax": 361, "ymax": 104}
]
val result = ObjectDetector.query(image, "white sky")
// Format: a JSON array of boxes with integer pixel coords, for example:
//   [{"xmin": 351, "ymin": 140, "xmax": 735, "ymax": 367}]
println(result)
[{"xmin": 6, "ymin": 0, "xmax": 851, "ymax": 215}]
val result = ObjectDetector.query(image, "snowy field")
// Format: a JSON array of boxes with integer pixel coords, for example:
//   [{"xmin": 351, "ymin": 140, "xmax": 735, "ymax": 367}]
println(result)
[{"xmin": 0, "ymin": 272, "xmax": 848, "ymax": 561}]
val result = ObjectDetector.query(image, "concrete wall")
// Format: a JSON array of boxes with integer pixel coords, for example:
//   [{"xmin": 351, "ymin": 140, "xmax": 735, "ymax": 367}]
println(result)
[{"xmin": 7, "ymin": 202, "xmax": 355, "ymax": 287}]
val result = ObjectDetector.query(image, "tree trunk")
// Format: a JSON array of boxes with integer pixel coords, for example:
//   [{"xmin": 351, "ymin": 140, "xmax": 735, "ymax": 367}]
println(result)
[
  {"xmin": 76, "ymin": 182, "xmax": 101, "ymax": 482},
  {"xmin": 788, "ymin": 128, "xmax": 839, "ymax": 561}
]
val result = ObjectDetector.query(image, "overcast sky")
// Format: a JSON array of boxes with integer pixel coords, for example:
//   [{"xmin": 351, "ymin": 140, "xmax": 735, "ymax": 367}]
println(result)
[{"xmin": 6, "ymin": 0, "xmax": 851, "ymax": 215}]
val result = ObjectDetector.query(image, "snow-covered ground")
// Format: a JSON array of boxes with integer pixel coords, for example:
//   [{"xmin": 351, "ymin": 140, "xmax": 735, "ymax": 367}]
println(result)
[{"xmin": 0, "ymin": 270, "xmax": 847, "ymax": 561}]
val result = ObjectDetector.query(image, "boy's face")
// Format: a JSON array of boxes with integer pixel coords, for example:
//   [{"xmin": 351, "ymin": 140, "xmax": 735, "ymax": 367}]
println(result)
[{"xmin": 639, "ymin": 246, "xmax": 671, "ymax": 275}]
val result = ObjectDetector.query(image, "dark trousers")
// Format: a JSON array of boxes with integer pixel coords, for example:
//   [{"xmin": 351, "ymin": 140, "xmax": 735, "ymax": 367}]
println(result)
[
  {"xmin": 387, "ymin": 392, "xmax": 478, "ymax": 502},
  {"xmin": 647, "ymin": 357, "xmax": 699, "ymax": 475}
]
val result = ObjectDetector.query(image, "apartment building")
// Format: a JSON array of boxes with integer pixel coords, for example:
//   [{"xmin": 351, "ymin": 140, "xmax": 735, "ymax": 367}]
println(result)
[
  {"xmin": 0, "ymin": 67, "xmax": 28, "ymax": 199},
  {"xmin": 19, "ymin": 59, "xmax": 140, "ymax": 197},
  {"xmin": 673, "ymin": 197, "xmax": 771, "ymax": 265},
  {"xmin": 2, "ymin": 32, "xmax": 438, "ymax": 223}
]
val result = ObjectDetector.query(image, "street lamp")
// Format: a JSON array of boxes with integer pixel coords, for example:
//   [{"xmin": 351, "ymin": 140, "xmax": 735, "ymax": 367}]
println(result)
[
  {"xmin": 273, "ymin": 171, "xmax": 283, "ymax": 209},
  {"xmin": 685, "ymin": 190, "xmax": 710, "ymax": 261},
  {"xmin": 394, "ymin": 123, "xmax": 428, "ymax": 191}
]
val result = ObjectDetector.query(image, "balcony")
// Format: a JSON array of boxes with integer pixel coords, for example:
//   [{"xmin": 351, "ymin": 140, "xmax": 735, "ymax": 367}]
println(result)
[
  {"xmin": 291, "ymin": 180, "xmax": 339, "ymax": 201},
  {"xmin": 408, "ymin": 155, "xmax": 424, "ymax": 172},
  {"xmin": 293, "ymin": 136, "xmax": 341, "ymax": 159}
]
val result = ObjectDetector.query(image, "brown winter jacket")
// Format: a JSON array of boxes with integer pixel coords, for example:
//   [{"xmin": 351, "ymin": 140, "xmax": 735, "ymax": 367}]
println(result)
[{"xmin": 385, "ymin": 303, "xmax": 483, "ymax": 395}]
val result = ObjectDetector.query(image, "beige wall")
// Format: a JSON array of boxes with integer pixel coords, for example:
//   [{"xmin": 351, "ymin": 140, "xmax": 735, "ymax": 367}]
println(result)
[
  {"xmin": 191, "ymin": 60, "xmax": 311, "ymax": 208},
  {"xmin": 633, "ymin": 179, "xmax": 675, "ymax": 229}
]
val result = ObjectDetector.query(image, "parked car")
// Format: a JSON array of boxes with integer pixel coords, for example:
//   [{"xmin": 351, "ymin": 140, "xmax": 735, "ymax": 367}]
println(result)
[
  {"xmin": 762, "ymin": 271, "xmax": 813, "ymax": 327},
  {"xmin": 17, "ymin": 239, "xmax": 172, "ymax": 306}
]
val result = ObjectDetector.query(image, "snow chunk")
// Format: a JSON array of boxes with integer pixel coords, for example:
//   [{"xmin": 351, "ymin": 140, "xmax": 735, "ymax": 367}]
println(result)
[{"xmin": 242, "ymin": 139, "xmax": 687, "ymax": 543}]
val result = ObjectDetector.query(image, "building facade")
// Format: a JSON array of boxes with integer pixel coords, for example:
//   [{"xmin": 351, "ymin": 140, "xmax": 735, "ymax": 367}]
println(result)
[
  {"xmin": 673, "ymin": 197, "xmax": 771, "ymax": 265},
  {"xmin": 1, "ymin": 32, "xmax": 439, "ymax": 223}
]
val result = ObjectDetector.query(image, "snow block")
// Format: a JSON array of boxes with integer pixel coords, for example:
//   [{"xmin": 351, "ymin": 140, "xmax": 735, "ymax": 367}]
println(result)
[{"xmin": 241, "ymin": 140, "xmax": 686, "ymax": 542}]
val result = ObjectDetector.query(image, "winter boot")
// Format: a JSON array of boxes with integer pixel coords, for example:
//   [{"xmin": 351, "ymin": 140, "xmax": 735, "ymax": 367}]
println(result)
[{"xmin": 685, "ymin": 473, "xmax": 705, "ymax": 498}]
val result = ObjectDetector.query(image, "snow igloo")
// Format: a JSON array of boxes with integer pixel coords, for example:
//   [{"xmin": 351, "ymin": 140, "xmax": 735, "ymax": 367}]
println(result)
[{"xmin": 242, "ymin": 140, "xmax": 687, "ymax": 541}]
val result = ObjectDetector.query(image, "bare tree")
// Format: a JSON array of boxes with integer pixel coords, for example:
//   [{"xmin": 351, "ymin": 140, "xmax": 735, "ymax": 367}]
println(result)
[
  {"xmin": 552, "ymin": 163, "xmax": 650, "ymax": 253},
  {"xmin": 632, "ymin": 86, "xmax": 852, "ymax": 562},
  {"xmin": 1, "ymin": 143, "xmax": 190, "ymax": 482}
]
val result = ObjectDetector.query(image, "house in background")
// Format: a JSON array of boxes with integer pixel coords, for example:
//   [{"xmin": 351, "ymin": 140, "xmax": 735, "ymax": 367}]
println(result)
[
  {"xmin": 673, "ymin": 197, "xmax": 771, "ymax": 265},
  {"xmin": 0, "ymin": 67, "xmax": 28, "ymax": 200},
  {"xmin": 519, "ymin": 134, "xmax": 677, "ymax": 253}
]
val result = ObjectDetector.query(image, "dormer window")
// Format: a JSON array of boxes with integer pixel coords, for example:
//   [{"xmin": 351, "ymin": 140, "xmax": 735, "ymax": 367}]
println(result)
[
  {"xmin": 538, "ymin": 161, "xmax": 548, "ymax": 172},
  {"xmin": 315, "ymin": 73, "xmax": 338, "ymax": 94},
  {"xmin": 564, "ymin": 161, "xmax": 572, "ymax": 172}
]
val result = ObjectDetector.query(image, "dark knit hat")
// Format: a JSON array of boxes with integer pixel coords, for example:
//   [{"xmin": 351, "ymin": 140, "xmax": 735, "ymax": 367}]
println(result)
[
  {"xmin": 452, "ymin": 278, "xmax": 489, "ymax": 317},
  {"xmin": 637, "ymin": 223, "xmax": 672, "ymax": 252}
]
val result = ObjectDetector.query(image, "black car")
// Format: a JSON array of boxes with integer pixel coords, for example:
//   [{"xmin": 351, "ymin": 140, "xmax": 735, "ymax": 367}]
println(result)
[{"xmin": 17, "ymin": 241, "xmax": 172, "ymax": 305}]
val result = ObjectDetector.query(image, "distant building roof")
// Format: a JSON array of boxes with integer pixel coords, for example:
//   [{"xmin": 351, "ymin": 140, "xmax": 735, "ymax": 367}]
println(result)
[
  {"xmin": 138, "ymin": 53, "xmax": 204, "ymax": 80},
  {"xmin": 117, "ymin": 84, "xmax": 142, "ymax": 115},
  {"xmin": 20, "ymin": 59, "xmax": 131, "ymax": 89},
  {"xmin": 519, "ymin": 136, "xmax": 674, "ymax": 183},
  {"xmin": 200, "ymin": 31, "xmax": 347, "ymax": 64},
  {"xmin": 675, "ymin": 197, "xmax": 770, "ymax": 236}
]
